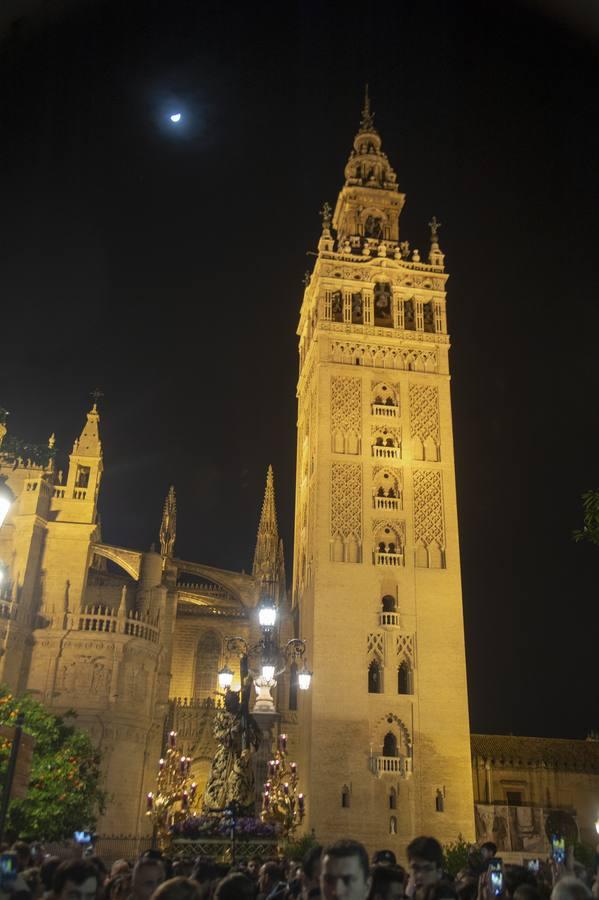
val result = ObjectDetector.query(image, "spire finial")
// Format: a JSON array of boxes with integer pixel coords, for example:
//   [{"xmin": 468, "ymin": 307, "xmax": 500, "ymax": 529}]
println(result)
[
  {"xmin": 253, "ymin": 465, "xmax": 280, "ymax": 582},
  {"xmin": 320, "ymin": 202, "xmax": 332, "ymax": 232},
  {"xmin": 160, "ymin": 485, "xmax": 177, "ymax": 559},
  {"xmin": 360, "ymin": 83, "xmax": 375, "ymax": 131}
]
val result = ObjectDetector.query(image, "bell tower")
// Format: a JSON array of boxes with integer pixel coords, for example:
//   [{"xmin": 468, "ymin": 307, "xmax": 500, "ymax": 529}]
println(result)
[{"xmin": 292, "ymin": 94, "xmax": 474, "ymax": 851}]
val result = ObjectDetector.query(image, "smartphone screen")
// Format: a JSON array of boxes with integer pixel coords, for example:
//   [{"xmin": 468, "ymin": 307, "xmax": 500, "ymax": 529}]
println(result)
[
  {"xmin": 552, "ymin": 836, "xmax": 565, "ymax": 864},
  {"xmin": 489, "ymin": 860, "xmax": 503, "ymax": 896},
  {"xmin": 73, "ymin": 831, "xmax": 92, "ymax": 845},
  {"xmin": 0, "ymin": 852, "xmax": 17, "ymax": 884}
]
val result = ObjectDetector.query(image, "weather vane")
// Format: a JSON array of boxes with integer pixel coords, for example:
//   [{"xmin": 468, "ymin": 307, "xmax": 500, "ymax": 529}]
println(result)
[
  {"xmin": 428, "ymin": 216, "xmax": 442, "ymax": 242},
  {"xmin": 90, "ymin": 388, "xmax": 104, "ymax": 409}
]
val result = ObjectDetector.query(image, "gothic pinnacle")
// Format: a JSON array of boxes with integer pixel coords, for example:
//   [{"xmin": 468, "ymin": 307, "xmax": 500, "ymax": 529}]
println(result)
[
  {"xmin": 359, "ymin": 83, "xmax": 375, "ymax": 131},
  {"xmin": 160, "ymin": 485, "xmax": 177, "ymax": 558},
  {"xmin": 253, "ymin": 465, "xmax": 280, "ymax": 581}
]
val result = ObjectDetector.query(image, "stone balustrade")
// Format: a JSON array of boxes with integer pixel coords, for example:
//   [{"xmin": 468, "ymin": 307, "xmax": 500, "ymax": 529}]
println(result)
[
  {"xmin": 379, "ymin": 611, "xmax": 401, "ymax": 628},
  {"xmin": 375, "ymin": 551, "xmax": 404, "ymax": 567},
  {"xmin": 372, "ymin": 445, "xmax": 401, "ymax": 459},
  {"xmin": 77, "ymin": 605, "xmax": 159, "ymax": 643},
  {"xmin": 371, "ymin": 755, "xmax": 413, "ymax": 777},
  {"xmin": 372, "ymin": 404, "xmax": 398, "ymax": 417},
  {"xmin": 373, "ymin": 496, "xmax": 400, "ymax": 510}
]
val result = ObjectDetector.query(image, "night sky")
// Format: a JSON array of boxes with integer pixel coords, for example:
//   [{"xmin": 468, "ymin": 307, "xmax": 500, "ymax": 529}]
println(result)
[{"xmin": 1, "ymin": 0, "xmax": 599, "ymax": 741}]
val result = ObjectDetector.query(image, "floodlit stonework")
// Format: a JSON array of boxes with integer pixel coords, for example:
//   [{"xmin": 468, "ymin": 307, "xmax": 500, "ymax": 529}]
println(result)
[
  {"xmin": 291, "ymin": 93, "xmax": 475, "ymax": 851},
  {"xmin": 1, "ymin": 98, "xmax": 598, "ymax": 851}
]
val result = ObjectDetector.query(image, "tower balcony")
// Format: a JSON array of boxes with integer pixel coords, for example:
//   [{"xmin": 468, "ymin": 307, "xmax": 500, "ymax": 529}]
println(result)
[
  {"xmin": 375, "ymin": 551, "xmax": 404, "ymax": 567},
  {"xmin": 370, "ymin": 755, "xmax": 413, "ymax": 777},
  {"xmin": 372, "ymin": 446, "xmax": 401, "ymax": 460},
  {"xmin": 379, "ymin": 611, "xmax": 401, "ymax": 628},
  {"xmin": 372, "ymin": 404, "xmax": 398, "ymax": 418},
  {"xmin": 373, "ymin": 496, "xmax": 400, "ymax": 511}
]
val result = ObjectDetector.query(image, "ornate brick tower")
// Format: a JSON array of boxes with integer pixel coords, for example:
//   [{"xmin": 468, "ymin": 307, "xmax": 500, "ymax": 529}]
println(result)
[{"xmin": 292, "ymin": 93, "xmax": 474, "ymax": 851}]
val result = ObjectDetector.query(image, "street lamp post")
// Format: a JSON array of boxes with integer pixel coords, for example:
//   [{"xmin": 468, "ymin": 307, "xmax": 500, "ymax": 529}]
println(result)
[{"xmin": 217, "ymin": 598, "xmax": 312, "ymax": 713}]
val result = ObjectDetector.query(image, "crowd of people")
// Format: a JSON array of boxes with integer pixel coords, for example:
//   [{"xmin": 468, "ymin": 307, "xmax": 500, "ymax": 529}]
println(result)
[{"xmin": 1, "ymin": 835, "xmax": 597, "ymax": 900}]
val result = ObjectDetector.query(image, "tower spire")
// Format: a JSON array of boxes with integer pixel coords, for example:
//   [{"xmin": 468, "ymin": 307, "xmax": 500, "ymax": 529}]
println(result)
[
  {"xmin": 160, "ymin": 485, "xmax": 177, "ymax": 558},
  {"xmin": 253, "ymin": 465, "xmax": 280, "ymax": 584}
]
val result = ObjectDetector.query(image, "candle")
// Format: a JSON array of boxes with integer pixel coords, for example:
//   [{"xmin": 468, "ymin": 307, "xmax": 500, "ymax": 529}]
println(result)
[
  {"xmin": 180, "ymin": 756, "xmax": 186, "ymax": 774},
  {"xmin": 283, "ymin": 782, "xmax": 289, "ymax": 795},
  {"xmin": 169, "ymin": 731, "xmax": 176, "ymax": 748},
  {"xmin": 279, "ymin": 733, "xmax": 287, "ymax": 752},
  {"xmin": 298, "ymin": 793, "xmax": 305, "ymax": 813},
  {"xmin": 146, "ymin": 792, "xmax": 154, "ymax": 811},
  {"xmin": 182, "ymin": 791, "xmax": 189, "ymax": 810},
  {"xmin": 159, "ymin": 758, "xmax": 165, "ymax": 771},
  {"xmin": 275, "ymin": 758, "xmax": 280, "ymax": 769},
  {"xmin": 264, "ymin": 793, "xmax": 270, "ymax": 809},
  {"xmin": 186, "ymin": 756, "xmax": 191, "ymax": 773},
  {"xmin": 269, "ymin": 760, "xmax": 275, "ymax": 776},
  {"xmin": 290, "ymin": 762, "xmax": 297, "ymax": 775},
  {"xmin": 190, "ymin": 782, "xmax": 197, "ymax": 798}
]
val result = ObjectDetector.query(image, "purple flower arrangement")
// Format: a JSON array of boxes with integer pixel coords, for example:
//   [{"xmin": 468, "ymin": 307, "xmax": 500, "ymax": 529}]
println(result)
[{"xmin": 171, "ymin": 815, "xmax": 277, "ymax": 839}]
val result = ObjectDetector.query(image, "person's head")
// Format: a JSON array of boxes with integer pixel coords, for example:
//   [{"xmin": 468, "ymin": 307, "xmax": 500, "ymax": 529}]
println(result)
[
  {"xmin": 480, "ymin": 845, "xmax": 497, "ymax": 864},
  {"xmin": 22, "ymin": 867, "xmax": 43, "ymax": 900},
  {"xmin": 172, "ymin": 862, "xmax": 194, "ymax": 879},
  {"xmin": 504, "ymin": 867, "xmax": 536, "ymax": 900},
  {"xmin": 110, "ymin": 862, "xmax": 130, "ymax": 879},
  {"xmin": 419, "ymin": 883, "xmax": 457, "ymax": 900},
  {"xmin": 151, "ymin": 877, "xmax": 202, "ymax": 900},
  {"xmin": 372, "ymin": 852, "xmax": 397, "ymax": 868},
  {"xmin": 406, "ymin": 839, "xmax": 444, "ymax": 891},
  {"xmin": 105, "ymin": 873, "xmax": 132, "ymax": 900},
  {"xmin": 12, "ymin": 841, "xmax": 31, "ymax": 872},
  {"xmin": 213, "ymin": 873, "xmax": 256, "ymax": 900},
  {"xmin": 369, "ymin": 864, "xmax": 406, "ymax": 900},
  {"xmin": 190, "ymin": 860, "xmax": 216, "ymax": 885},
  {"xmin": 131, "ymin": 857, "xmax": 165, "ymax": 900},
  {"xmin": 551, "ymin": 879, "xmax": 592, "ymax": 900},
  {"xmin": 302, "ymin": 845, "xmax": 323, "ymax": 893},
  {"xmin": 53, "ymin": 860, "xmax": 99, "ymax": 900},
  {"xmin": 514, "ymin": 886, "xmax": 542, "ymax": 900},
  {"xmin": 321, "ymin": 840, "xmax": 371, "ymax": 900},
  {"xmin": 41, "ymin": 857, "xmax": 63, "ymax": 894},
  {"xmin": 246, "ymin": 858, "xmax": 261, "ymax": 880},
  {"xmin": 258, "ymin": 861, "xmax": 284, "ymax": 896}
]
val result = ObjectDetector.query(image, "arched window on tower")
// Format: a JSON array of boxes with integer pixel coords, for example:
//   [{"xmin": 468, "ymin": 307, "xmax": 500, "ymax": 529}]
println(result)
[
  {"xmin": 341, "ymin": 785, "xmax": 351, "ymax": 808},
  {"xmin": 436, "ymin": 790, "xmax": 445, "ymax": 812},
  {"xmin": 368, "ymin": 659, "xmax": 383, "ymax": 694},
  {"xmin": 389, "ymin": 787, "xmax": 397, "ymax": 810},
  {"xmin": 398, "ymin": 661, "xmax": 413, "ymax": 695},
  {"xmin": 194, "ymin": 630, "xmax": 221, "ymax": 701},
  {"xmin": 382, "ymin": 595, "xmax": 396, "ymax": 613},
  {"xmin": 383, "ymin": 731, "xmax": 398, "ymax": 757}
]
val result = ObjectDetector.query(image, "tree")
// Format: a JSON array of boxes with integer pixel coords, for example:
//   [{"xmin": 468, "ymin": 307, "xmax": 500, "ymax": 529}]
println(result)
[
  {"xmin": 0, "ymin": 686, "xmax": 106, "ymax": 840},
  {"xmin": 573, "ymin": 490, "xmax": 599, "ymax": 548},
  {"xmin": 443, "ymin": 835, "xmax": 479, "ymax": 879}
]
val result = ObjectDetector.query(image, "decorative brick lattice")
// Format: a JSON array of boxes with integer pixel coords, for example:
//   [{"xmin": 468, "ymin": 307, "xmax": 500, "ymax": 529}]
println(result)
[
  {"xmin": 395, "ymin": 634, "xmax": 415, "ymax": 665},
  {"xmin": 367, "ymin": 632, "xmax": 385, "ymax": 660},
  {"xmin": 331, "ymin": 463, "xmax": 362, "ymax": 539},
  {"xmin": 331, "ymin": 376, "xmax": 362, "ymax": 434},
  {"xmin": 413, "ymin": 470, "xmax": 445, "ymax": 548},
  {"xmin": 408, "ymin": 384, "xmax": 440, "ymax": 442}
]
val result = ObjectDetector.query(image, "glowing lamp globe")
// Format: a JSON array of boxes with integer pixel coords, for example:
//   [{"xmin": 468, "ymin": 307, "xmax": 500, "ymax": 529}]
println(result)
[
  {"xmin": 298, "ymin": 669, "xmax": 312, "ymax": 691},
  {"xmin": 258, "ymin": 600, "xmax": 277, "ymax": 628},
  {"xmin": 595, "ymin": 817, "xmax": 599, "ymax": 835},
  {"xmin": 217, "ymin": 666, "xmax": 234, "ymax": 690},
  {"xmin": 170, "ymin": 113, "xmax": 182, "ymax": 123},
  {"xmin": 0, "ymin": 479, "xmax": 15, "ymax": 528},
  {"xmin": 261, "ymin": 664, "xmax": 276, "ymax": 681}
]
